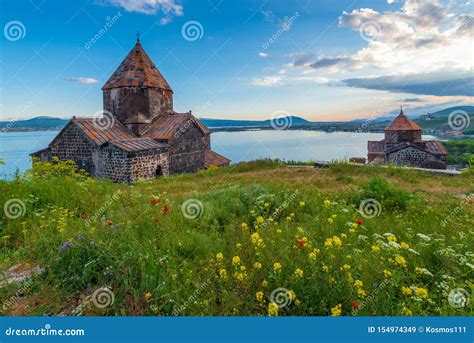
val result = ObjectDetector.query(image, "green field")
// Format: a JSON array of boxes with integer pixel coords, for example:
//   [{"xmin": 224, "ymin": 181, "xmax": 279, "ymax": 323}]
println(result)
[{"xmin": 0, "ymin": 160, "xmax": 473, "ymax": 316}]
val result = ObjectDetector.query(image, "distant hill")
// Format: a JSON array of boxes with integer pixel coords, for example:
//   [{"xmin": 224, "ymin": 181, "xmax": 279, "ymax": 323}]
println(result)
[
  {"xmin": 0, "ymin": 116, "xmax": 69, "ymax": 131},
  {"xmin": 201, "ymin": 116, "xmax": 314, "ymax": 128},
  {"xmin": 414, "ymin": 106, "xmax": 474, "ymax": 131}
]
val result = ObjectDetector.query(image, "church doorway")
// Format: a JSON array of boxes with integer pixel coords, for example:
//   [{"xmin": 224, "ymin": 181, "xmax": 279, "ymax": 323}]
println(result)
[{"xmin": 155, "ymin": 165, "xmax": 163, "ymax": 177}]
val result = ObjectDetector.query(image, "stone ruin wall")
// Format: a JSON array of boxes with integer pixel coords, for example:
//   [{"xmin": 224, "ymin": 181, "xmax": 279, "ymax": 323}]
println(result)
[
  {"xmin": 387, "ymin": 146, "xmax": 441, "ymax": 168},
  {"xmin": 168, "ymin": 123, "xmax": 207, "ymax": 174}
]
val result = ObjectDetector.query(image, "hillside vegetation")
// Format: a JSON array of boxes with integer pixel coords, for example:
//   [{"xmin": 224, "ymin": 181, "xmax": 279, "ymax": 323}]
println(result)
[{"xmin": 0, "ymin": 160, "xmax": 472, "ymax": 316}]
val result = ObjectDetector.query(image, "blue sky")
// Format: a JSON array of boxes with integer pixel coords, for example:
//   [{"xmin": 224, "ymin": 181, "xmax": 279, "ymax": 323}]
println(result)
[{"xmin": 0, "ymin": 0, "xmax": 472, "ymax": 121}]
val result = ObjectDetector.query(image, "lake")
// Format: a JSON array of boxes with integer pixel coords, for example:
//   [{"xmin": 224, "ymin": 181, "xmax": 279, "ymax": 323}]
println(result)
[{"xmin": 0, "ymin": 130, "xmax": 437, "ymax": 179}]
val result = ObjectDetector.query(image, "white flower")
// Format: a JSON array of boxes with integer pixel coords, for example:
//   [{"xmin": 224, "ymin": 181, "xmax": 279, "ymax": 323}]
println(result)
[{"xmin": 416, "ymin": 233, "xmax": 431, "ymax": 241}]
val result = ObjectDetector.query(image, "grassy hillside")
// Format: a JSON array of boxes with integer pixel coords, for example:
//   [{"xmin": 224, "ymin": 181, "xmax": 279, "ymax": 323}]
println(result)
[{"xmin": 0, "ymin": 160, "xmax": 472, "ymax": 316}]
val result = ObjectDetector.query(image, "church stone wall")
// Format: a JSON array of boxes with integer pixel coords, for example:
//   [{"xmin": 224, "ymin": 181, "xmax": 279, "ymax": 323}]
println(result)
[
  {"xmin": 168, "ymin": 123, "xmax": 206, "ymax": 174},
  {"xmin": 50, "ymin": 124, "xmax": 97, "ymax": 175},
  {"xmin": 387, "ymin": 146, "xmax": 441, "ymax": 168}
]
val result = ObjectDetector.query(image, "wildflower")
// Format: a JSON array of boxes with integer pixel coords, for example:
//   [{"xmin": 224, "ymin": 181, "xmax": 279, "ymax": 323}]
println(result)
[
  {"xmin": 394, "ymin": 255, "xmax": 407, "ymax": 267},
  {"xmin": 216, "ymin": 252, "xmax": 224, "ymax": 262},
  {"xmin": 295, "ymin": 299, "xmax": 301, "ymax": 306},
  {"xmin": 240, "ymin": 265, "xmax": 246, "ymax": 271},
  {"xmin": 241, "ymin": 223, "xmax": 248, "ymax": 230},
  {"xmin": 232, "ymin": 256, "xmax": 241, "ymax": 265},
  {"xmin": 383, "ymin": 269, "xmax": 392, "ymax": 278},
  {"xmin": 322, "ymin": 265, "xmax": 329, "ymax": 272},
  {"xmin": 327, "ymin": 218, "xmax": 334, "ymax": 224},
  {"xmin": 356, "ymin": 219, "xmax": 363, "ymax": 225},
  {"xmin": 324, "ymin": 238, "xmax": 333, "ymax": 248},
  {"xmin": 81, "ymin": 212, "xmax": 89, "ymax": 220},
  {"xmin": 253, "ymin": 262, "xmax": 262, "ymax": 270},
  {"xmin": 401, "ymin": 286, "xmax": 413, "ymax": 296},
  {"xmin": 387, "ymin": 235, "xmax": 397, "ymax": 242},
  {"xmin": 343, "ymin": 264, "xmax": 351, "ymax": 271},
  {"xmin": 251, "ymin": 232, "xmax": 260, "ymax": 244},
  {"xmin": 162, "ymin": 204, "xmax": 170, "ymax": 215},
  {"xmin": 402, "ymin": 306, "xmax": 413, "ymax": 316},
  {"xmin": 331, "ymin": 214, "xmax": 337, "ymax": 219},
  {"xmin": 351, "ymin": 223, "xmax": 358, "ymax": 229},
  {"xmin": 290, "ymin": 213, "xmax": 295, "ymax": 217},
  {"xmin": 324, "ymin": 199, "xmax": 331, "ymax": 207},
  {"xmin": 400, "ymin": 242, "xmax": 410, "ymax": 250},
  {"xmin": 331, "ymin": 304, "xmax": 342, "ymax": 316},
  {"xmin": 371, "ymin": 245, "xmax": 380, "ymax": 253},
  {"xmin": 296, "ymin": 227, "xmax": 304, "ymax": 234},
  {"xmin": 219, "ymin": 268, "xmax": 228, "ymax": 279},
  {"xmin": 294, "ymin": 268, "xmax": 304, "ymax": 278},
  {"xmin": 299, "ymin": 201, "xmax": 305, "ymax": 207},
  {"xmin": 106, "ymin": 220, "xmax": 113, "ymax": 226},
  {"xmin": 415, "ymin": 287, "xmax": 429, "ymax": 299},
  {"xmin": 256, "ymin": 216, "xmax": 264, "ymax": 224},
  {"xmin": 144, "ymin": 292, "xmax": 152, "ymax": 300},
  {"xmin": 236, "ymin": 243, "xmax": 242, "ymax": 249},
  {"xmin": 151, "ymin": 199, "xmax": 159, "ymax": 205},
  {"xmin": 276, "ymin": 229, "xmax": 282, "ymax": 234},
  {"xmin": 264, "ymin": 202, "xmax": 270, "ymax": 208},
  {"xmin": 352, "ymin": 301, "xmax": 360, "ymax": 310},
  {"xmin": 354, "ymin": 280, "xmax": 363, "ymax": 288},
  {"xmin": 60, "ymin": 241, "xmax": 73, "ymax": 252},
  {"xmin": 357, "ymin": 289, "xmax": 367, "ymax": 298},
  {"xmin": 332, "ymin": 236, "xmax": 342, "ymax": 247},
  {"xmin": 349, "ymin": 228, "xmax": 356, "ymax": 233},
  {"xmin": 309, "ymin": 251, "xmax": 317, "ymax": 260},
  {"xmin": 273, "ymin": 262, "xmax": 282, "ymax": 272},
  {"xmin": 261, "ymin": 280, "xmax": 268, "ymax": 287},
  {"xmin": 296, "ymin": 238, "xmax": 306, "ymax": 248},
  {"xmin": 256, "ymin": 291, "xmax": 264, "ymax": 302},
  {"xmin": 268, "ymin": 303, "xmax": 279, "ymax": 316},
  {"xmin": 285, "ymin": 216, "xmax": 292, "ymax": 222},
  {"xmin": 341, "ymin": 233, "xmax": 347, "ymax": 239},
  {"xmin": 234, "ymin": 272, "xmax": 246, "ymax": 281}
]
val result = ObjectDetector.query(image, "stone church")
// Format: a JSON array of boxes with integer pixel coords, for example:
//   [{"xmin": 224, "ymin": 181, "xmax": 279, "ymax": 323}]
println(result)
[
  {"xmin": 367, "ymin": 109, "xmax": 447, "ymax": 169},
  {"xmin": 32, "ymin": 39, "xmax": 230, "ymax": 182}
]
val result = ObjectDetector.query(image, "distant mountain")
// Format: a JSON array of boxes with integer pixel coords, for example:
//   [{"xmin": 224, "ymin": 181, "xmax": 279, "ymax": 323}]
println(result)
[
  {"xmin": 201, "ymin": 116, "xmax": 314, "ymax": 128},
  {"xmin": 0, "ymin": 116, "xmax": 69, "ymax": 131},
  {"xmin": 414, "ymin": 106, "xmax": 474, "ymax": 131}
]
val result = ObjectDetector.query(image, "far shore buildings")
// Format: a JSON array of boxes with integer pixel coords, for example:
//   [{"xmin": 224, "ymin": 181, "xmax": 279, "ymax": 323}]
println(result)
[
  {"xmin": 368, "ymin": 109, "xmax": 447, "ymax": 169},
  {"xmin": 32, "ymin": 38, "xmax": 230, "ymax": 182}
]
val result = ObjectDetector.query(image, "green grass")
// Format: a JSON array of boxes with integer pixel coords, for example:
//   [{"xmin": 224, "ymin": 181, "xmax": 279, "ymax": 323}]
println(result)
[{"xmin": 0, "ymin": 159, "xmax": 472, "ymax": 316}]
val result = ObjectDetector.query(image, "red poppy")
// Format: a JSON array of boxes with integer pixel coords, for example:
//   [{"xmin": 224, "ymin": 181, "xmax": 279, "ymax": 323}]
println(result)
[
  {"xmin": 352, "ymin": 301, "xmax": 360, "ymax": 310},
  {"xmin": 296, "ymin": 239, "xmax": 305, "ymax": 248},
  {"xmin": 356, "ymin": 219, "xmax": 363, "ymax": 225},
  {"xmin": 82, "ymin": 212, "xmax": 89, "ymax": 220},
  {"xmin": 151, "ymin": 199, "xmax": 159, "ymax": 205},
  {"xmin": 162, "ymin": 204, "xmax": 170, "ymax": 215},
  {"xmin": 106, "ymin": 220, "xmax": 113, "ymax": 225}
]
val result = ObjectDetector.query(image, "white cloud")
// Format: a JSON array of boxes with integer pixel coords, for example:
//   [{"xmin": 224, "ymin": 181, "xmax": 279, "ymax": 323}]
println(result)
[
  {"xmin": 66, "ymin": 77, "xmax": 99, "ymax": 84},
  {"xmin": 251, "ymin": 76, "xmax": 284, "ymax": 87},
  {"xmin": 259, "ymin": 52, "xmax": 269, "ymax": 58},
  {"xmin": 100, "ymin": 0, "xmax": 183, "ymax": 23},
  {"xmin": 387, "ymin": 0, "xmax": 396, "ymax": 4}
]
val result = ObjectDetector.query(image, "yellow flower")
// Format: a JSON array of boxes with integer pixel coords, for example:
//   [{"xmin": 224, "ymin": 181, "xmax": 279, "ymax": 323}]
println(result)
[
  {"xmin": 234, "ymin": 272, "xmax": 245, "ymax": 281},
  {"xmin": 327, "ymin": 218, "xmax": 334, "ymax": 224},
  {"xmin": 268, "ymin": 303, "xmax": 279, "ymax": 316},
  {"xmin": 241, "ymin": 223, "xmax": 248, "ymax": 230},
  {"xmin": 331, "ymin": 304, "xmax": 342, "ymax": 316},
  {"xmin": 354, "ymin": 280, "xmax": 364, "ymax": 288},
  {"xmin": 394, "ymin": 255, "xmax": 407, "ymax": 267},
  {"xmin": 144, "ymin": 291, "xmax": 152, "ymax": 300},
  {"xmin": 402, "ymin": 306, "xmax": 413, "ymax": 316},
  {"xmin": 383, "ymin": 269, "xmax": 392, "ymax": 278},
  {"xmin": 295, "ymin": 299, "xmax": 301, "ymax": 306},
  {"xmin": 322, "ymin": 265, "xmax": 329, "ymax": 272},
  {"xmin": 332, "ymin": 236, "xmax": 342, "ymax": 247},
  {"xmin": 296, "ymin": 227, "xmax": 304, "ymax": 234},
  {"xmin": 256, "ymin": 216, "xmax": 264, "ymax": 224},
  {"xmin": 240, "ymin": 265, "xmax": 246, "ymax": 271},
  {"xmin": 251, "ymin": 232, "xmax": 260, "ymax": 244},
  {"xmin": 232, "ymin": 256, "xmax": 241, "ymax": 265},
  {"xmin": 299, "ymin": 201, "xmax": 305, "ymax": 207},
  {"xmin": 290, "ymin": 213, "xmax": 295, "ymax": 217},
  {"xmin": 371, "ymin": 245, "xmax": 380, "ymax": 253},
  {"xmin": 294, "ymin": 268, "xmax": 304, "ymax": 278},
  {"xmin": 276, "ymin": 229, "xmax": 282, "ymax": 234},
  {"xmin": 236, "ymin": 243, "xmax": 242, "ymax": 249},
  {"xmin": 285, "ymin": 216, "xmax": 292, "ymax": 222},
  {"xmin": 253, "ymin": 262, "xmax": 262, "ymax": 270},
  {"xmin": 308, "ymin": 252, "xmax": 317, "ymax": 260},
  {"xmin": 349, "ymin": 228, "xmax": 356, "ymax": 233},
  {"xmin": 256, "ymin": 291, "xmax": 264, "ymax": 302},
  {"xmin": 357, "ymin": 289, "xmax": 367, "ymax": 298},
  {"xmin": 219, "ymin": 268, "xmax": 228, "ymax": 279},
  {"xmin": 324, "ymin": 238, "xmax": 333, "ymax": 248},
  {"xmin": 401, "ymin": 286, "xmax": 413, "ymax": 296},
  {"xmin": 261, "ymin": 280, "xmax": 268, "ymax": 287},
  {"xmin": 331, "ymin": 214, "xmax": 337, "ymax": 219},
  {"xmin": 341, "ymin": 233, "xmax": 347, "ymax": 239},
  {"xmin": 324, "ymin": 199, "xmax": 331, "ymax": 207},
  {"xmin": 343, "ymin": 264, "xmax": 351, "ymax": 271},
  {"xmin": 351, "ymin": 223, "xmax": 358, "ymax": 229},
  {"xmin": 415, "ymin": 267, "xmax": 423, "ymax": 275},
  {"xmin": 387, "ymin": 235, "xmax": 397, "ymax": 242},
  {"xmin": 216, "ymin": 252, "xmax": 224, "ymax": 262},
  {"xmin": 264, "ymin": 202, "xmax": 270, "ymax": 208},
  {"xmin": 273, "ymin": 262, "xmax": 282, "ymax": 272},
  {"xmin": 400, "ymin": 242, "xmax": 410, "ymax": 250},
  {"xmin": 415, "ymin": 287, "xmax": 428, "ymax": 299}
]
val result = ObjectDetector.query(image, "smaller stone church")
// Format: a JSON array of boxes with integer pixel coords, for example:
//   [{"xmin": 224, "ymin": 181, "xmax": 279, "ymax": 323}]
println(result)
[
  {"xmin": 368, "ymin": 109, "xmax": 447, "ymax": 169},
  {"xmin": 32, "ymin": 38, "xmax": 230, "ymax": 182}
]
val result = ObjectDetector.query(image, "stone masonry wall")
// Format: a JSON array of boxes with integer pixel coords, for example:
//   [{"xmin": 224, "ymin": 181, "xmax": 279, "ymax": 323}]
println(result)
[
  {"xmin": 50, "ymin": 124, "xmax": 97, "ymax": 175},
  {"xmin": 97, "ymin": 145, "xmax": 131, "ymax": 182},
  {"xmin": 129, "ymin": 150, "xmax": 169, "ymax": 182},
  {"xmin": 387, "ymin": 146, "xmax": 440, "ymax": 168},
  {"xmin": 168, "ymin": 123, "xmax": 206, "ymax": 174}
]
